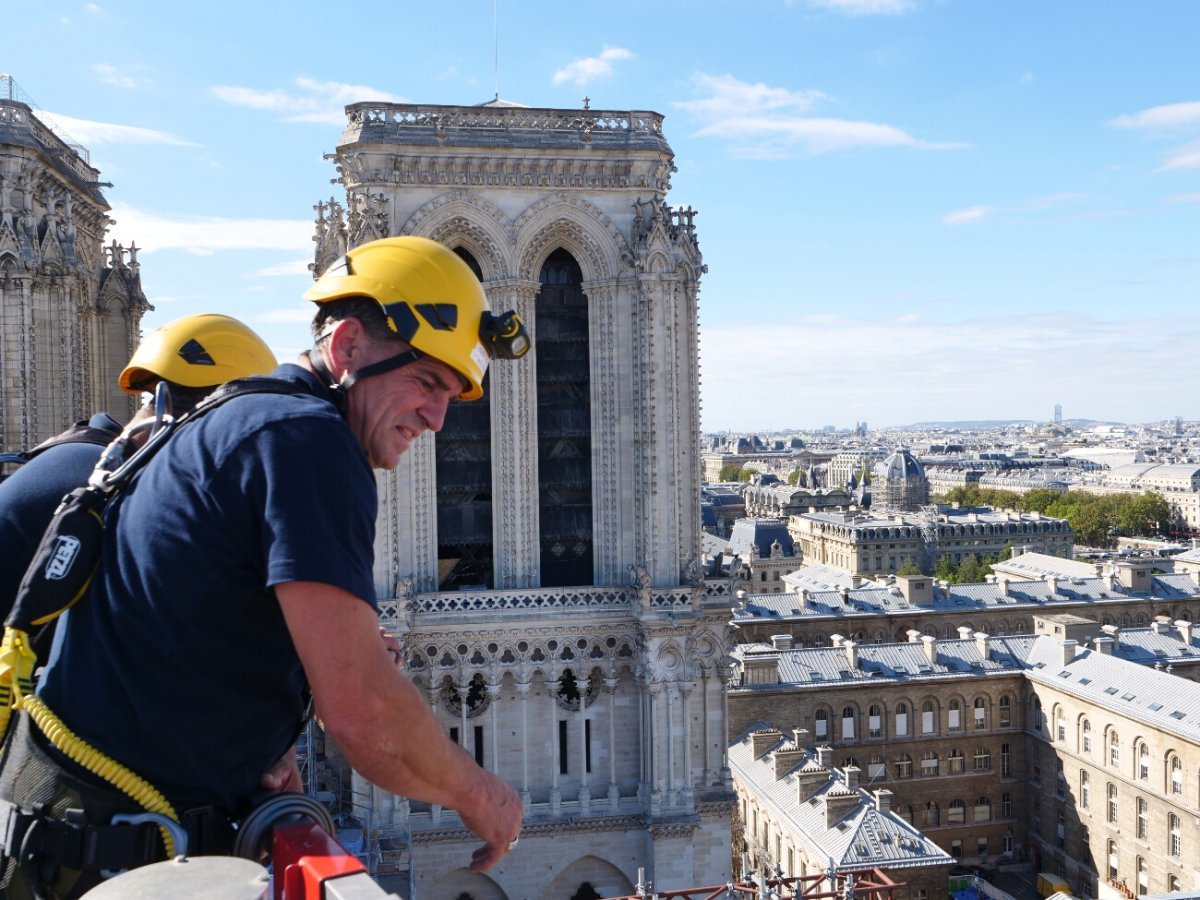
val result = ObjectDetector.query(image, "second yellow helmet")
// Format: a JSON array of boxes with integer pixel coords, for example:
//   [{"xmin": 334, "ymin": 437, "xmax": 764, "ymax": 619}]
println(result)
[{"xmin": 119, "ymin": 313, "xmax": 277, "ymax": 394}]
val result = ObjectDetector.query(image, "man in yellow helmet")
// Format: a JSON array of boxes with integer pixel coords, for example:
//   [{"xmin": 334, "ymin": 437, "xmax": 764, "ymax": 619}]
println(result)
[
  {"xmin": 2, "ymin": 238, "xmax": 526, "ymax": 897},
  {"xmin": 0, "ymin": 313, "xmax": 277, "ymax": 633}
]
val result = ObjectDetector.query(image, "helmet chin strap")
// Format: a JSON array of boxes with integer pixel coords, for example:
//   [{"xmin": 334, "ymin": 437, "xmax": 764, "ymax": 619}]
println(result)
[{"xmin": 307, "ymin": 346, "xmax": 424, "ymax": 413}]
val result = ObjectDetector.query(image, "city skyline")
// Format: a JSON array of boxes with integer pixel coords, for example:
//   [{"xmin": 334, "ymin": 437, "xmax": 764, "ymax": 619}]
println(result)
[{"xmin": 5, "ymin": 0, "xmax": 1198, "ymax": 430}]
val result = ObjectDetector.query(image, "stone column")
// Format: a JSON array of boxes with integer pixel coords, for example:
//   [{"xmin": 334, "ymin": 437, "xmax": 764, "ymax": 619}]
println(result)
[
  {"xmin": 487, "ymin": 679, "xmax": 501, "ymax": 772},
  {"xmin": 679, "ymin": 679, "xmax": 694, "ymax": 809},
  {"xmin": 606, "ymin": 674, "xmax": 620, "ymax": 809},
  {"xmin": 489, "ymin": 280, "xmax": 540, "ymax": 588},
  {"xmin": 516, "ymin": 680, "xmax": 531, "ymax": 806},
  {"xmin": 547, "ymin": 678, "xmax": 562, "ymax": 813},
  {"xmin": 577, "ymin": 693, "xmax": 591, "ymax": 813}
]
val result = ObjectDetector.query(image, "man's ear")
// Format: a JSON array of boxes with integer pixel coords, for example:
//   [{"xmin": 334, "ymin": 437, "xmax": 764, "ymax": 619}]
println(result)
[{"xmin": 323, "ymin": 317, "xmax": 366, "ymax": 378}]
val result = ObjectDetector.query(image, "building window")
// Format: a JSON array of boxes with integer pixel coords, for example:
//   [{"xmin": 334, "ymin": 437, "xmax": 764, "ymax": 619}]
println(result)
[
  {"xmin": 1169, "ymin": 813, "xmax": 1181, "ymax": 857},
  {"xmin": 1107, "ymin": 783, "xmax": 1118, "ymax": 824},
  {"xmin": 1137, "ymin": 857, "xmax": 1148, "ymax": 896},
  {"xmin": 1003, "ymin": 834, "xmax": 1014, "ymax": 855},
  {"xmin": 974, "ymin": 746, "xmax": 991, "ymax": 771},
  {"xmin": 949, "ymin": 799, "xmax": 966, "ymax": 824},
  {"xmin": 1081, "ymin": 771, "xmax": 1090, "ymax": 809},
  {"xmin": 1137, "ymin": 742, "xmax": 1149, "ymax": 781},
  {"xmin": 1001, "ymin": 743, "xmax": 1011, "ymax": 778},
  {"xmin": 951, "ymin": 839, "xmax": 962, "ymax": 858},
  {"xmin": 842, "ymin": 706, "xmax": 856, "ymax": 741},
  {"xmin": 974, "ymin": 796, "xmax": 992, "ymax": 823},
  {"xmin": 999, "ymin": 695, "xmax": 1011, "ymax": 728},
  {"xmin": 1109, "ymin": 731, "xmax": 1120, "ymax": 768},
  {"xmin": 949, "ymin": 699, "xmax": 962, "ymax": 732},
  {"xmin": 1002, "ymin": 792, "xmax": 1012, "ymax": 818},
  {"xmin": 1137, "ymin": 797, "xmax": 1148, "ymax": 840},
  {"xmin": 895, "ymin": 703, "xmax": 909, "ymax": 737},
  {"xmin": 922, "ymin": 701, "xmax": 935, "ymax": 734},
  {"xmin": 815, "ymin": 709, "xmax": 828, "ymax": 739},
  {"xmin": 1057, "ymin": 813, "xmax": 1066, "ymax": 848},
  {"xmin": 869, "ymin": 755, "xmax": 886, "ymax": 780},
  {"xmin": 868, "ymin": 705, "xmax": 882, "ymax": 738},
  {"xmin": 1056, "ymin": 707, "xmax": 1066, "ymax": 741},
  {"xmin": 949, "ymin": 750, "xmax": 965, "ymax": 774},
  {"xmin": 1082, "ymin": 718, "xmax": 1092, "ymax": 754},
  {"xmin": 1170, "ymin": 755, "xmax": 1183, "ymax": 795},
  {"xmin": 921, "ymin": 751, "xmax": 939, "ymax": 777},
  {"xmin": 978, "ymin": 837, "xmax": 989, "ymax": 857},
  {"xmin": 974, "ymin": 697, "xmax": 987, "ymax": 730},
  {"xmin": 896, "ymin": 754, "xmax": 913, "ymax": 779},
  {"xmin": 923, "ymin": 801, "xmax": 939, "ymax": 826},
  {"xmin": 1056, "ymin": 759, "xmax": 1065, "ymax": 797},
  {"xmin": 1032, "ymin": 696, "xmax": 1042, "ymax": 732},
  {"xmin": 1108, "ymin": 841, "xmax": 1119, "ymax": 881}
]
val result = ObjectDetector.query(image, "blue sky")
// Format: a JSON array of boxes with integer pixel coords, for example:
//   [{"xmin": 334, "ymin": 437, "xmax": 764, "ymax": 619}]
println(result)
[{"xmin": 6, "ymin": 0, "xmax": 1198, "ymax": 430}]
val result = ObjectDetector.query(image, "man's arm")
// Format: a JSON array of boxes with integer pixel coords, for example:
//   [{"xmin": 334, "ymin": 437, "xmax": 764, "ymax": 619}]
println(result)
[{"xmin": 276, "ymin": 581, "xmax": 522, "ymax": 871}]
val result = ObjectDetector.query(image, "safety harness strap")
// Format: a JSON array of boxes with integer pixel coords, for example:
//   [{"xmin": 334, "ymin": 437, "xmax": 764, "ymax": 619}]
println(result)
[{"xmin": 0, "ymin": 800, "xmax": 161, "ymax": 873}]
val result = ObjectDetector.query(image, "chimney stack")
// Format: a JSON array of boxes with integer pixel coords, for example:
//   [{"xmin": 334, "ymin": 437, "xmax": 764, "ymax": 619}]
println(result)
[
  {"xmin": 1177, "ymin": 620, "xmax": 1193, "ymax": 646},
  {"xmin": 922, "ymin": 634, "xmax": 938, "ymax": 664},
  {"xmin": 906, "ymin": 629, "xmax": 922, "ymax": 643},
  {"xmin": 1101, "ymin": 624, "xmax": 1121, "ymax": 650},
  {"xmin": 751, "ymin": 728, "xmax": 782, "ymax": 758},
  {"xmin": 845, "ymin": 640, "xmax": 859, "ymax": 670},
  {"xmin": 957, "ymin": 626, "xmax": 973, "ymax": 641},
  {"xmin": 1095, "ymin": 636, "xmax": 1115, "ymax": 655},
  {"xmin": 875, "ymin": 789, "xmax": 893, "ymax": 813},
  {"xmin": 851, "ymin": 575, "xmax": 863, "ymax": 589},
  {"xmin": 771, "ymin": 633, "xmax": 794, "ymax": 650},
  {"xmin": 816, "ymin": 745, "xmax": 833, "ymax": 768},
  {"xmin": 975, "ymin": 632, "xmax": 992, "ymax": 661},
  {"xmin": 844, "ymin": 766, "xmax": 860, "ymax": 790},
  {"xmin": 1061, "ymin": 639, "xmax": 1078, "ymax": 666}
]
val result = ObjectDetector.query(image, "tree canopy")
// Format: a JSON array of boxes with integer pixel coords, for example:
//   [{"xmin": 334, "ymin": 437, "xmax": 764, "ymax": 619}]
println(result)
[{"xmin": 939, "ymin": 485, "xmax": 1173, "ymax": 547}]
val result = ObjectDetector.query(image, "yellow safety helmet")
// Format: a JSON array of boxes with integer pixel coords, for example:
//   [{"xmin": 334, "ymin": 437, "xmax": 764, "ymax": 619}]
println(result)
[
  {"xmin": 303, "ymin": 236, "xmax": 529, "ymax": 401},
  {"xmin": 119, "ymin": 313, "xmax": 277, "ymax": 394}
]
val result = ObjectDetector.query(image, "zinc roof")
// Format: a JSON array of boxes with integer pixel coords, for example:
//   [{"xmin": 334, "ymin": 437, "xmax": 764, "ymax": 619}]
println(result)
[{"xmin": 729, "ymin": 729, "xmax": 953, "ymax": 872}]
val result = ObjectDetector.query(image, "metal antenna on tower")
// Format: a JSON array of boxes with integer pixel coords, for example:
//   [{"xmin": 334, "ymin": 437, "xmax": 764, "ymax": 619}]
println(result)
[{"xmin": 493, "ymin": 0, "xmax": 500, "ymax": 101}]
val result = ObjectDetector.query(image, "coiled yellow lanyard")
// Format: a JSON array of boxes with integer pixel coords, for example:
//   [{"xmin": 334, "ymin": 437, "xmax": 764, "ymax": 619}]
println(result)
[{"xmin": 0, "ymin": 628, "xmax": 180, "ymax": 857}]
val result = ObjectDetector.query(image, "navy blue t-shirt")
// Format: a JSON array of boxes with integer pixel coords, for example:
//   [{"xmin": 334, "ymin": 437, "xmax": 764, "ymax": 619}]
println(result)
[
  {"xmin": 0, "ymin": 413, "xmax": 122, "ymax": 619},
  {"xmin": 39, "ymin": 366, "xmax": 378, "ymax": 813}
]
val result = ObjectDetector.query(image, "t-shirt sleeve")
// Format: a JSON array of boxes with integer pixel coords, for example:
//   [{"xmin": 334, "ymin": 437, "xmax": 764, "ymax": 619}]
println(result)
[{"xmin": 230, "ymin": 414, "xmax": 378, "ymax": 607}]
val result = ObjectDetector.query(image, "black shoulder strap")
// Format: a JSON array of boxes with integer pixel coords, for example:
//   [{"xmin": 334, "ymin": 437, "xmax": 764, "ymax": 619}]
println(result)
[
  {"xmin": 6, "ymin": 376, "xmax": 315, "ymax": 633},
  {"xmin": 25, "ymin": 420, "xmax": 123, "ymax": 462}
]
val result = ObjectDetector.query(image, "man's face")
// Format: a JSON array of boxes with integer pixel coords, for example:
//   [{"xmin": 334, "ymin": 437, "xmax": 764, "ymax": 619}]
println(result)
[{"xmin": 343, "ymin": 333, "xmax": 464, "ymax": 470}]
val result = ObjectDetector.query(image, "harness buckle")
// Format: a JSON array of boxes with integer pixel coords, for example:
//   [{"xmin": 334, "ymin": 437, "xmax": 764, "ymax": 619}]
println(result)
[{"xmin": 100, "ymin": 812, "xmax": 188, "ymax": 877}]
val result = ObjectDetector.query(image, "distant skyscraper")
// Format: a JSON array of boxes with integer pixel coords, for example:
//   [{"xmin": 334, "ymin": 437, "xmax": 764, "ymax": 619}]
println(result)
[{"xmin": 1054, "ymin": 403, "xmax": 1062, "ymax": 425}]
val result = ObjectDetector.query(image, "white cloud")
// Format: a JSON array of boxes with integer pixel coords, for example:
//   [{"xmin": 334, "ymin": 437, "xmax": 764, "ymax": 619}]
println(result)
[
  {"xmin": 1159, "ymin": 139, "xmax": 1200, "ymax": 171},
  {"xmin": 675, "ymin": 73, "xmax": 962, "ymax": 156},
  {"xmin": 551, "ymin": 47, "xmax": 633, "ymax": 87},
  {"xmin": 85, "ymin": 3, "xmax": 103, "ymax": 12},
  {"xmin": 92, "ymin": 63, "xmax": 148, "ymax": 89},
  {"xmin": 250, "ymin": 259, "xmax": 313, "ymax": 278},
  {"xmin": 942, "ymin": 205, "xmax": 995, "ymax": 224},
  {"xmin": 1110, "ymin": 101, "xmax": 1200, "ymax": 130},
  {"xmin": 802, "ymin": 0, "xmax": 915, "ymax": 14},
  {"xmin": 211, "ymin": 76, "xmax": 406, "ymax": 125},
  {"xmin": 1165, "ymin": 192, "xmax": 1200, "ymax": 203},
  {"xmin": 43, "ymin": 111, "xmax": 195, "ymax": 146},
  {"xmin": 106, "ymin": 202, "xmax": 312, "ymax": 255},
  {"xmin": 941, "ymin": 194, "xmax": 1086, "ymax": 225}
]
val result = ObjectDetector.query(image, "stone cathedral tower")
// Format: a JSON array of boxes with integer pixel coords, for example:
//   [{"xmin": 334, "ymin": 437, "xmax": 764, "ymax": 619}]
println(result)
[
  {"xmin": 0, "ymin": 79, "xmax": 149, "ymax": 450},
  {"xmin": 312, "ymin": 101, "xmax": 735, "ymax": 899}
]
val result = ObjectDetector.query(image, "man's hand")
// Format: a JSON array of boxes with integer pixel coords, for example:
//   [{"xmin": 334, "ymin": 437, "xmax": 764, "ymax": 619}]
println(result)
[
  {"xmin": 259, "ymin": 746, "xmax": 303, "ymax": 793},
  {"xmin": 379, "ymin": 627, "xmax": 404, "ymax": 665},
  {"xmin": 459, "ymin": 770, "xmax": 523, "ymax": 872}
]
